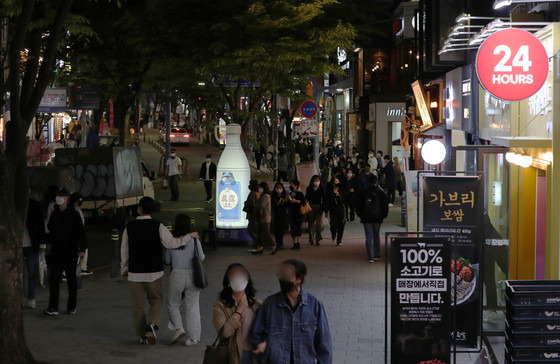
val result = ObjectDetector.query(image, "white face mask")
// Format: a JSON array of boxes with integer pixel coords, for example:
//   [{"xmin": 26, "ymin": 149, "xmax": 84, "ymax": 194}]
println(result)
[
  {"xmin": 276, "ymin": 189, "xmax": 283, "ymax": 194},
  {"xmin": 368, "ymin": 154, "xmax": 373, "ymax": 158},
  {"xmin": 314, "ymin": 181, "xmax": 320, "ymax": 187},
  {"xmin": 55, "ymin": 196, "xmax": 66, "ymax": 205},
  {"xmin": 258, "ymin": 188, "xmax": 264, "ymax": 194},
  {"xmin": 347, "ymin": 173, "xmax": 352, "ymax": 178},
  {"xmin": 170, "ymin": 153, "xmax": 176, "ymax": 158},
  {"xmin": 230, "ymin": 276, "xmax": 249, "ymax": 293}
]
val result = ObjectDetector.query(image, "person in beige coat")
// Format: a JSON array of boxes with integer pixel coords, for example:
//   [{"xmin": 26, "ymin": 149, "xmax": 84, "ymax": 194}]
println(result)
[
  {"xmin": 213, "ymin": 263, "xmax": 262, "ymax": 364},
  {"xmin": 253, "ymin": 182, "xmax": 275, "ymax": 254}
]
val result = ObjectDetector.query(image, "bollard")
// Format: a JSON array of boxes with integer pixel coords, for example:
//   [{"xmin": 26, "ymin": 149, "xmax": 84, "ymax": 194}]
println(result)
[
  {"xmin": 166, "ymin": 221, "xmax": 173, "ymax": 232},
  {"xmin": 191, "ymin": 217, "xmax": 195, "ymax": 230},
  {"xmin": 208, "ymin": 212, "xmax": 215, "ymax": 230},
  {"xmin": 110, "ymin": 229, "xmax": 120, "ymax": 278}
]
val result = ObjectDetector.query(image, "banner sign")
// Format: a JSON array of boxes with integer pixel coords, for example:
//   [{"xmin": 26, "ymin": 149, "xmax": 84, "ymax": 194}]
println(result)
[
  {"xmin": 391, "ymin": 237, "xmax": 451, "ymax": 364},
  {"xmin": 423, "ymin": 176, "xmax": 483, "ymax": 349},
  {"xmin": 37, "ymin": 88, "xmax": 67, "ymax": 113},
  {"xmin": 294, "ymin": 118, "xmax": 318, "ymax": 138}
]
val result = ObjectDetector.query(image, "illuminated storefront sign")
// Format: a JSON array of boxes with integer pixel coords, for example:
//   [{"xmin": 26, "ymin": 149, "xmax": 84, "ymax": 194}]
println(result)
[{"xmin": 476, "ymin": 28, "xmax": 549, "ymax": 101}]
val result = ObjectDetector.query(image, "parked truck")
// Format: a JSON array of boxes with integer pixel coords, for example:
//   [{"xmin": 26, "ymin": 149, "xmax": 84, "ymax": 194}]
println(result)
[{"xmin": 28, "ymin": 147, "xmax": 155, "ymax": 226}]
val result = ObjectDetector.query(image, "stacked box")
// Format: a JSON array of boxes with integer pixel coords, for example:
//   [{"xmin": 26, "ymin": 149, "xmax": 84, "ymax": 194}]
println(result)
[{"xmin": 505, "ymin": 281, "xmax": 560, "ymax": 363}]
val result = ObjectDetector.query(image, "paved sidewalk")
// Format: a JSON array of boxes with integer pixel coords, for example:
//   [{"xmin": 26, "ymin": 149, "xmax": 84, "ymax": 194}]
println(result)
[{"xmin": 22, "ymin": 138, "xmax": 488, "ymax": 363}]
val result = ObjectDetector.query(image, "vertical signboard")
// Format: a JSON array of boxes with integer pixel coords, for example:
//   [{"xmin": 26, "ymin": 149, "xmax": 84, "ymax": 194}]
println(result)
[
  {"xmin": 423, "ymin": 176, "xmax": 483, "ymax": 349},
  {"xmin": 391, "ymin": 237, "xmax": 451, "ymax": 364},
  {"xmin": 217, "ymin": 172, "xmax": 241, "ymax": 223}
]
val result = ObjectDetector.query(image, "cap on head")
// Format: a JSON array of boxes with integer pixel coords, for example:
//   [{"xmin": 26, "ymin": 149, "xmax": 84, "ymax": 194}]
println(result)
[{"xmin": 205, "ymin": 154, "xmax": 212, "ymax": 159}]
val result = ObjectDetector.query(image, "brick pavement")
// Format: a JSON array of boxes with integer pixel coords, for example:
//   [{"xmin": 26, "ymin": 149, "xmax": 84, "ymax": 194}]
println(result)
[{"xmin": 22, "ymin": 138, "xmax": 487, "ymax": 363}]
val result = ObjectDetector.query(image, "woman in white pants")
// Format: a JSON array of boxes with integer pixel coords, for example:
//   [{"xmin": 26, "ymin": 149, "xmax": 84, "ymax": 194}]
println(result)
[{"xmin": 165, "ymin": 214, "xmax": 205, "ymax": 346}]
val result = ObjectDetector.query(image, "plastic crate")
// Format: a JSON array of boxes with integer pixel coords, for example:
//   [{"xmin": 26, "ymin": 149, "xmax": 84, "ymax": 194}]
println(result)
[
  {"xmin": 508, "ymin": 302, "xmax": 560, "ymax": 321},
  {"xmin": 506, "ymin": 345, "xmax": 560, "ymax": 363},
  {"xmin": 506, "ymin": 281, "xmax": 560, "ymax": 306},
  {"xmin": 507, "ymin": 340, "xmax": 560, "ymax": 361},
  {"xmin": 506, "ymin": 323, "xmax": 560, "ymax": 348},
  {"xmin": 507, "ymin": 316, "xmax": 560, "ymax": 334}
]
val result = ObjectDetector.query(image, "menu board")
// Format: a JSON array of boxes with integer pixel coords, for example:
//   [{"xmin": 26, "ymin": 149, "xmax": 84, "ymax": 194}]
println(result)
[
  {"xmin": 423, "ymin": 176, "xmax": 483, "ymax": 349},
  {"xmin": 391, "ymin": 237, "xmax": 451, "ymax": 364}
]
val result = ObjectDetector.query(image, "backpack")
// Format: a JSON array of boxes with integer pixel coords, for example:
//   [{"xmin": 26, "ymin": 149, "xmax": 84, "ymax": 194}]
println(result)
[{"xmin": 361, "ymin": 189, "xmax": 382, "ymax": 221}]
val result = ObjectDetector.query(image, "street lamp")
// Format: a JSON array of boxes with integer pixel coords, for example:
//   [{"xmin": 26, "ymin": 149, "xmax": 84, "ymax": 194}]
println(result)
[
  {"xmin": 494, "ymin": 0, "xmax": 560, "ymax": 9},
  {"xmin": 421, "ymin": 140, "xmax": 446, "ymax": 165}
]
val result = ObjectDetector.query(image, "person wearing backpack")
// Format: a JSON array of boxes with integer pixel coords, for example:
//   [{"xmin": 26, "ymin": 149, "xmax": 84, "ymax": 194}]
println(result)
[{"xmin": 357, "ymin": 175, "xmax": 389, "ymax": 263}]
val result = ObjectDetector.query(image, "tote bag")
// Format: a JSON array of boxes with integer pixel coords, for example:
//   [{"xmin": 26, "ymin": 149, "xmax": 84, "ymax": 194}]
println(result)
[{"xmin": 192, "ymin": 239, "xmax": 208, "ymax": 289}]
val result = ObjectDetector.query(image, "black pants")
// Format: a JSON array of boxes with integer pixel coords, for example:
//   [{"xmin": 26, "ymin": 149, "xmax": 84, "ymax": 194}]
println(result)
[
  {"xmin": 330, "ymin": 215, "xmax": 346, "ymax": 244},
  {"xmin": 48, "ymin": 253, "xmax": 78, "ymax": 311},
  {"xmin": 255, "ymin": 153, "xmax": 262, "ymax": 170},
  {"xmin": 345, "ymin": 194, "xmax": 355, "ymax": 221},
  {"xmin": 203, "ymin": 180, "xmax": 213, "ymax": 201},
  {"xmin": 169, "ymin": 174, "xmax": 179, "ymax": 201},
  {"xmin": 23, "ymin": 247, "xmax": 40, "ymax": 300},
  {"xmin": 277, "ymin": 170, "xmax": 288, "ymax": 182},
  {"xmin": 397, "ymin": 181, "xmax": 403, "ymax": 196},
  {"xmin": 387, "ymin": 187, "xmax": 395, "ymax": 204}
]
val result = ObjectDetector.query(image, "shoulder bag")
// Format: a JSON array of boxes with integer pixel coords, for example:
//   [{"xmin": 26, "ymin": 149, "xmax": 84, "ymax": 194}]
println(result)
[
  {"xmin": 192, "ymin": 239, "xmax": 208, "ymax": 289},
  {"xmin": 300, "ymin": 201, "xmax": 312, "ymax": 215},
  {"xmin": 203, "ymin": 324, "xmax": 229, "ymax": 364}
]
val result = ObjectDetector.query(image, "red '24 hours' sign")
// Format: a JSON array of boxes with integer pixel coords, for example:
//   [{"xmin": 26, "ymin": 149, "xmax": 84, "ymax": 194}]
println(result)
[{"xmin": 476, "ymin": 28, "xmax": 549, "ymax": 101}]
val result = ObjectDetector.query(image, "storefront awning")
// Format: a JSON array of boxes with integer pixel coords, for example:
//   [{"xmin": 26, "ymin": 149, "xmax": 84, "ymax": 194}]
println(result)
[
  {"xmin": 491, "ymin": 136, "xmax": 552, "ymax": 149},
  {"xmin": 418, "ymin": 123, "xmax": 446, "ymax": 136}
]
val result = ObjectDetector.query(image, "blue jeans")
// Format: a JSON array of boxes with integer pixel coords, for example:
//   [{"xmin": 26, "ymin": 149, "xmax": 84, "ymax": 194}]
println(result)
[
  {"xmin": 363, "ymin": 222, "xmax": 381, "ymax": 260},
  {"xmin": 23, "ymin": 247, "xmax": 39, "ymax": 300}
]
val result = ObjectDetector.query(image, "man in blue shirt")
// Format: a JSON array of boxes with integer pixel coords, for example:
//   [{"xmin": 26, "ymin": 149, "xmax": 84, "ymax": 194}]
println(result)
[{"xmin": 253, "ymin": 259, "xmax": 332, "ymax": 364}]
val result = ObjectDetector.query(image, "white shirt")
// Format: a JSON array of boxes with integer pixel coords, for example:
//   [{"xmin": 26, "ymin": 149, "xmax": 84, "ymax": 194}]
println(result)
[
  {"xmin": 368, "ymin": 156, "xmax": 378, "ymax": 170},
  {"xmin": 166, "ymin": 157, "xmax": 182, "ymax": 177},
  {"xmin": 205, "ymin": 162, "xmax": 211, "ymax": 180},
  {"xmin": 120, "ymin": 216, "xmax": 193, "ymax": 282}
]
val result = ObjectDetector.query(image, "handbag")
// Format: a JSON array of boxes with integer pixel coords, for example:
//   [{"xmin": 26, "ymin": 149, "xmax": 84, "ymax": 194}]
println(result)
[
  {"xmin": 300, "ymin": 201, "xmax": 312, "ymax": 215},
  {"xmin": 203, "ymin": 325, "xmax": 230, "ymax": 364},
  {"xmin": 192, "ymin": 239, "xmax": 208, "ymax": 289}
]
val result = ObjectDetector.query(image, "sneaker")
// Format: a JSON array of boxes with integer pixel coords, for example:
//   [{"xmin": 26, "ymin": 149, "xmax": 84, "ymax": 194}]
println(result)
[
  {"xmin": 139, "ymin": 336, "xmax": 149, "ymax": 345},
  {"xmin": 374, "ymin": 257, "xmax": 381, "ymax": 261},
  {"xmin": 209, "ymin": 196, "xmax": 213, "ymax": 202},
  {"xmin": 81, "ymin": 270, "xmax": 93, "ymax": 276},
  {"xmin": 43, "ymin": 307, "xmax": 59, "ymax": 316},
  {"xmin": 336, "ymin": 243, "xmax": 343, "ymax": 246},
  {"xmin": 146, "ymin": 323, "xmax": 158, "ymax": 345},
  {"xmin": 26, "ymin": 299, "xmax": 36, "ymax": 309},
  {"xmin": 171, "ymin": 328, "xmax": 186, "ymax": 344},
  {"xmin": 388, "ymin": 203, "xmax": 394, "ymax": 207},
  {"xmin": 185, "ymin": 338, "xmax": 198, "ymax": 347},
  {"xmin": 68, "ymin": 309, "xmax": 76, "ymax": 315},
  {"xmin": 368, "ymin": 260, "xmax": 375, "ymax": 263}
]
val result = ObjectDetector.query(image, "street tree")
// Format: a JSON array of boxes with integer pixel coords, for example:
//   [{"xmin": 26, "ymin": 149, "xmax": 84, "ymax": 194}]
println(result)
[{"xmin": 0, "ymin": 0, "xmax": 76, "ymax": 362}]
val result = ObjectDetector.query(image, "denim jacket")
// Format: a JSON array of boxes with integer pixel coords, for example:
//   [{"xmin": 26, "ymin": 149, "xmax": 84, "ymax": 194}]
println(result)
[{"xmin": 252, "ymin": 290, "xmax": 332, "ymax": 364}]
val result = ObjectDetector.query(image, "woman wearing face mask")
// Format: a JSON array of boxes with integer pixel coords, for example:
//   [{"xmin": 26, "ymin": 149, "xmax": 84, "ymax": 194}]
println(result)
[
  {"xmin": 320, "ymin": 157, "xmax": 334, "ymax": 185},
  {"xmin": 213, "ymin": 263, "xmax": 261, "ymax": 364},
  {"xmin": 252, "ymin": 182, "xmax": 274, "ymax": 255},
  {"xmin": 165, "ymin": 214, "xmax": 205, "ymax": 346},
  {"xmin": 326, "ymin": 177, "xmax": 347, "ymax": 246},
  {"xmin": 305, "ymin": 175, "xmax": 326, "ymax": 246},
  {"xmin": 287, "ymin": 180, "xmax": 306, "ymax": 250},
  {"xmin": 270, "ymin": 182, "xmax": 288, "ymax": 254}
]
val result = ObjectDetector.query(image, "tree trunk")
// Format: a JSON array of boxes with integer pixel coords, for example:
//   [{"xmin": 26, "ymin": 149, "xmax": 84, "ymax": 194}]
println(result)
[{"xmin": 0, "ymin": 118, "xmax": 34, "ymax": 363}]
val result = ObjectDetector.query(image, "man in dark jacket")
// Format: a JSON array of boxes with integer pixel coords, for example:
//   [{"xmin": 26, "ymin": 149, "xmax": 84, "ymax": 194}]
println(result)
[
  {"xmin": 23, "ymin": 198, "xmax": 47, "ymax": 309},
  {"xmin": 199, "ymin": 154, "xmax": 217, "ymax": 203},
  {"xmin": 382, "ymin": 155, "xmax": 397, "ymax": 206},
  {"xmin": 44, "ymin": 188, "xmax": 86, "ymax": 316},
  {"xmin": 356, "ymin": 175, "xmax": 389, "ymax": 262}
]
